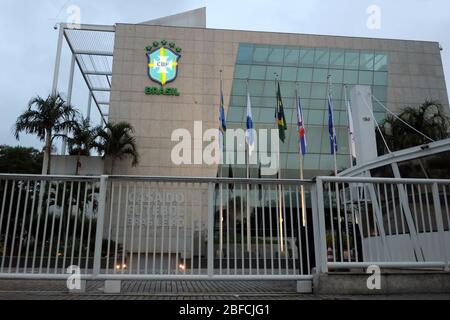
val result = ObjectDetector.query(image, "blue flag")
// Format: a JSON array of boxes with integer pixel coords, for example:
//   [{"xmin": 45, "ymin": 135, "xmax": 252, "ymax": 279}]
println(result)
[
  {"xmin": 219, "ymin": 80, "xmax": 227, "ymax": 157},
  {"xmin": 327, "ymin": 94, "xmax": 338, "ymax": 155},
  {"xmin": 245, "ymin": 92, "xmax": 255, "ymax": 155}
]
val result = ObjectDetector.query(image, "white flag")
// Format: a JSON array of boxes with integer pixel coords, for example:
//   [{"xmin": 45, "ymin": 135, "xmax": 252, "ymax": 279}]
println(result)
[{"xmin": 347, "ymin": 99, "xmax": 357, "ymax": 158}]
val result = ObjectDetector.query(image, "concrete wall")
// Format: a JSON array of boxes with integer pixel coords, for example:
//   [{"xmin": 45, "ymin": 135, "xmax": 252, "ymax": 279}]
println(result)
[
  {"xmin": 50, "ymin": 155, "xmax": 104, "ymax": 175},
  {"xmin": 110, "ymin": 24, "xmax": 448, "ymax": 177}
]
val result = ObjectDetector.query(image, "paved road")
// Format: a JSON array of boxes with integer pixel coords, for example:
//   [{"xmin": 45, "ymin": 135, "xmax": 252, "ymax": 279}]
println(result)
[{"xmin": 0, "ymin": 280, "xmax": 449, "ymax": 300}]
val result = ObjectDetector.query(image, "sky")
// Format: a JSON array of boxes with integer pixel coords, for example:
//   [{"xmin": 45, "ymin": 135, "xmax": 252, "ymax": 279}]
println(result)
[{"xmin": 0, "ymin": 0, "xmax": 449, "ymax": 151}]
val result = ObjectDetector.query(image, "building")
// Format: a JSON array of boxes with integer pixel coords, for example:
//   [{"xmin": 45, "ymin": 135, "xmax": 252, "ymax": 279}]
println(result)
[
  {"xmin": 3, "ymin": 8, "xmax": 449, "ymax": 283},
  {"xmin": 52, "ymin": 7, "xmax": 449, "ymax": 179}
]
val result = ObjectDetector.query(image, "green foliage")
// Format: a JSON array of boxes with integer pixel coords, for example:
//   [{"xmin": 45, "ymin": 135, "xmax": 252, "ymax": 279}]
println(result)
[
  {"xmin": 378, "ymin": 100, "xmax": 449, "ymax": 153},
  {"xmin": 14, "ymin": 93, "xmax": 79, "ymax": 142},
  {"xmin": 67, "ymin": 117, "xmax": 100, "ymax": 157},
  {"xmin": 0, "ymin": 145, "xmax": 43, "ymax": 174},
  {"xmin": 94, "ymin": 122, "xmax": 139, "ymax": 174}
]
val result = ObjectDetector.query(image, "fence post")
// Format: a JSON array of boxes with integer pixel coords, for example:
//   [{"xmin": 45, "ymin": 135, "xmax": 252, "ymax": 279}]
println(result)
[
  {"xmin": 315, "ymin": 178, "xmax": 328, "ymax": 273},
  {"xmin": 310, "ymin": 184, "xmax": 322, "ymax": 274},
  {"xmin": 207, "ymin": 182, "xmax": 215, "ymax": 278},
  {"xmin": 432, "ymin": 183, "xmax": 449, "ymax": 271},
  {"xmin": 93, "ymin": 175, "xmax": 108, "ymax": 277}
]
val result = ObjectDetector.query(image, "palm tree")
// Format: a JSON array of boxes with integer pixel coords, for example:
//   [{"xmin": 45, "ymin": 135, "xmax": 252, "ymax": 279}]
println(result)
[
  {"xmin": 67, "ymin": 117, "xmax": 100, "ymax": 175},
  {"xmin": 95, "ymin": 122, "xmax": 139, "ymax": 174},
  {"xmin": 379, "ymin": 100, "xmax": 449, "ymax": 152},
  {"xmin": 14, "ymin": 93, "xmax": 79, "ymax": 174}
]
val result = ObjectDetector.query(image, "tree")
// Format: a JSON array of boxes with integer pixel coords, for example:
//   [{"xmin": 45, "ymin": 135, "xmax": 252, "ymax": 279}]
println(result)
[
  {"xmin": 379, "ymin": 100, "xmax": 449, "ymax": 153},
  {"xmin": 67, "ymin": 117, "xmax": 100, "ymax": 175},
  {"xmin": 95, "ymin": 122, "xmax": 139, "ymax": 174},
  {"xmin": 14, "ymin": 93, "xmax": 79, "ymax": 174},
  {"xmin": 0, "ymin": 145, "xmax": 43, "ymax": 174}
]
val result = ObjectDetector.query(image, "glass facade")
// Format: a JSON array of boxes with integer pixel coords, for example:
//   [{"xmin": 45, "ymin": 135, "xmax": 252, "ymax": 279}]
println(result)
[{"xmin": 226, "ymin": 43, "xmax": 389, "ymax": 178}]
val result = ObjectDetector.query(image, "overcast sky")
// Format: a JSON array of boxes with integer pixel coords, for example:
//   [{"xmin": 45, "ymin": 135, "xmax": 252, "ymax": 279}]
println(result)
[{"xmin": 0, "ymin": 0, "xmax": 449, "ymax": 150}]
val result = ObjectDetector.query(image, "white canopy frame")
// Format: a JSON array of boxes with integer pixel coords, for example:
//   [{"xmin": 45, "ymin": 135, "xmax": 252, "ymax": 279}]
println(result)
[{"xmin": 51, "ymin": 23, "xmax": 116, "ymax": 154}]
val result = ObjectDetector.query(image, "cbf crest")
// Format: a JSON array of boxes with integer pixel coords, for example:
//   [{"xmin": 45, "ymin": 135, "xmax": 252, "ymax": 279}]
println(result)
[{"xmin": 146, "ymin": 40, "xmax": 182, "ymax": 87}]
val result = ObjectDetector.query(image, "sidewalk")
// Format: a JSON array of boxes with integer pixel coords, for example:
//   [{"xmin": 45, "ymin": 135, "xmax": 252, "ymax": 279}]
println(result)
[{"xmin": 0, "ymin": 280, "xmax": 449, "ymax": 300}]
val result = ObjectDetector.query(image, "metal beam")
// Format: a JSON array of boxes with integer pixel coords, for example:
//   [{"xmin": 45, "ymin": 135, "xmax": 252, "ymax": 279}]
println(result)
[
  {"xmin": 61, "ymin": 54, "xmax": 76, "ymax": 155},
  {"xmin": 63, "ymin": 30, "xmax": 108, "ymax": 125},
  {"xmin": 339, "ymin": 138, "xmax": 450, "ymax": 177},
  {"xmin": 85, "ymin": 71, "xmax": 112, "ymax": 76},
  {"xmin": 92, "ymin": 87, "xmax": 111, "ymax": 92},
  {"xmin": 75, "ymin": 50, "xmax": 113, "ymax": 57},
  {"xmin": 61, "ymin": 23, "xmax": 115, "ymax": 33}
]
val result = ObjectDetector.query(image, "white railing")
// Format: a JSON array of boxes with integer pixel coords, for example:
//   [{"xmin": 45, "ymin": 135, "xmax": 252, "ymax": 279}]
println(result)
[
  {"xmin": 0, "ymin": 174, "xmax": 315, "ymax": 280},
  {"xmin": 0, "ymin": 174, "xmax": 101, "ymax": 278},
  {"xmin": 1, "ymin": 174, "xmax": 449, "ymax": 280},
  {"xmin": 314, "ymin": 176, "xmax": 450, "ymax": 272}
]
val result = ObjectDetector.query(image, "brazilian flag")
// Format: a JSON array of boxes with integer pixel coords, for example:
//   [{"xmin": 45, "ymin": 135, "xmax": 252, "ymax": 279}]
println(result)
[{"xmin": 275, "ymin": 82, "xmax": 287, "ymax": 143}]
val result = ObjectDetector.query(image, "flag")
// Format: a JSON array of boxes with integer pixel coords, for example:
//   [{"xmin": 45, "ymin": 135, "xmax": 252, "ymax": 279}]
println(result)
[
  {"xmin": 275, "ymin": 82, "xmax": 287, "ymax": 143},
  {"xmin": 245, "ymin": 92, "xmax": 255, "ymax": 155},
  {"xmin": 346, "ymin": 99, "xmax": 357, "ymax": 158},
  {"xmin": 296, "ymin": 94, "xmax": 307, "ymax": 155},
  {"xmin": 219, "ymin": 79, "xmax": 227, "ymax": 160},
  {"xmin": 219, "ymin": 80, "xmax": 227, "ymax": 133},
  {"xmin": 327, "ymin": 93, "xmax": 338, "ymax": 155}
]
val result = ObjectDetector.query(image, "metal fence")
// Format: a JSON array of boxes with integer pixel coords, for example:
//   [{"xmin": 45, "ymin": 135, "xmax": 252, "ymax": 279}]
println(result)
[
  {"xmin": 1, "ymin": 174, "xmax": 449, "ymax": 280},
  {"xmin": 314, "ymin": 176, "xmax": 450, "ymax": 272},
  {"xmin": 0, "ymin": 174, "xmax": 101, "ymax": 278}
]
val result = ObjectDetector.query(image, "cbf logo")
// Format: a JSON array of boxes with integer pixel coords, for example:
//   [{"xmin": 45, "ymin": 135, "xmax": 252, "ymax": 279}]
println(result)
[{"xmin": 145, "ymin": 40, "xmax": 181, "ymax": 96}]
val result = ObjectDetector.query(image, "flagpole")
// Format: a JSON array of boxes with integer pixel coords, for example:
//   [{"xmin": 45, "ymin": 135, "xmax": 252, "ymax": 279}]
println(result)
[
  {"xmin": 274, "ymin": 74, "xmax": 284, "ymax": 253},
  {"xmin": 219, "ymin": 70, "xmax": 223, "ymax": 261},
  {"xmin": 328, "ymin": 74, "xmax": 343, "ymax": 261},
  {"xmin": 344, "ymin": 84, "xmax": 354, "ymax": 168},
  {"xmin": 245, "ymin": 78, "xmax": 251, "ymax": 253},
  {"xmin": 296, "ymin": 86, "xmax": 307, "ymax": 227}
]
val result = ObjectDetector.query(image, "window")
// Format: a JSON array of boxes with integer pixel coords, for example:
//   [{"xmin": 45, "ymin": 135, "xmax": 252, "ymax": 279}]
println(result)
[
  {"xmin": 344, "ymin": 51, "xmax": 360, "ymax": 69},
  {"xmin": 231, "ymin": 79, "xmax": 246, "ymax": 96},
  {"xmin": 360, "ymin": 52, "xmax": 375, "ymax": 70},
  {"xmin": 311, "ymin": 83, "xmax": 327, "ymax": 99},
  {"xmin": 284, "ymin": 48, "xmax": 300, "ymax": 65},
  {"xmin": 312, "ymin": 69, "xmax": 329, "ymax": 83},
  {"xmin": 281, "ymin": 66, "xmax": 298, "ymax": 81},
  {"xmin": 267, "ymin": 47, "xmax": 284, "ymax": 65},
  {"xmin": 297, "ymin": 68, "xmax": 313, "ymax": 82},
  {"xmin": 314, "ymin": 49, "xmax": 330, "ymax": 67},
  {"xmin": 343, "ymin": 70, "xmax": 358, "ymax": 84},
  {"xmin": 304, "ymin": 127, "xmax": 322, "ymax": 153},
  {"xmin": 266, "ymin": 66, "xmax": 282, "ymax": 80},
  {"xmin": 237, "ymin": 44, "xmax": 253, "ymax": 64},
  {"xmin": 235, "ymin": 65, "xmax": 250, "ymax": 79},
  {"xmin": 304, "ymin": 153, "xmax": 321, "ymax": 169},
  {"xmin": 330, "ymin": 50, "xmax": 345, "ymax": 68},
  {"xmin": 374, "ymin": 53, "xmax": 388, "ymax": 71},
  {"xmin": 299, "ymin": 48, "xmax": 315, "ymax": 67},
  {"xmin": 249, "ymin": 80, "xmax": 264, "ymax": 96},
  {"xmin": 374, "ymin": 72, "xmax": 388, "ymax": 85},
  {"xmin": 249, "ymin": 65, "xmax": 266, "ymax": 80},
  {"xmin": 227, "ymin": 106, "xmax": 244, "ymax": 122},
  {"xmin": 359, "ymin": 71, "xmax": 374, "ymax": 85},
  {"xmin": 298, "ymin": 83, "xmax": 312, "ymax": 99},
  {"xmin": 308, "ymin": 110, "xmax": 325, "ymax": 125},
  {"xmin": 253, "ymin": 46, "xmax": 269, "ymax": 63},
  {"xmin": 328, "ymin": 69, "xmax": 344, "ymax": 83}
]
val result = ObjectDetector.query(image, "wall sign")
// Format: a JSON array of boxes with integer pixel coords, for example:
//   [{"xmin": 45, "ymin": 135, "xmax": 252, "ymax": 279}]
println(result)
[{"xmin": 145, "ymin": 40, "xmax": 182, "ymax": 96}]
